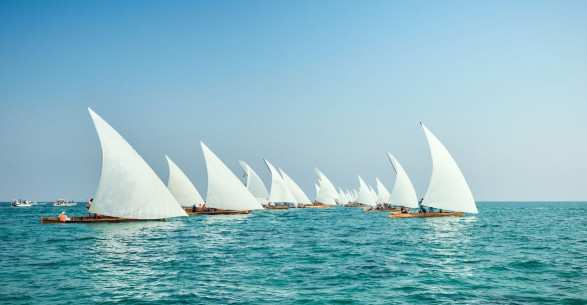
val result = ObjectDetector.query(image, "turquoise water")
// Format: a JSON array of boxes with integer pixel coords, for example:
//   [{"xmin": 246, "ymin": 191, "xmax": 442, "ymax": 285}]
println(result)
[{"xmin": 0, "ymin": 202, "xmax": 585, "ymax": 304}]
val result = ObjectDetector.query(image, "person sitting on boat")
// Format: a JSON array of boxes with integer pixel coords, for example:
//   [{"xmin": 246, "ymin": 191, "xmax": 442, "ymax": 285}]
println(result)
[
  {"xmin": 439, "ymin": 209, "xmax": 443, "ymax": 213},
  {"xmin": 429, "ymin": 207, "xmax": 434, "ymax": 213},
  {"xmin": 58, "ymin": 211, "xmax": 68, "ymax": 222},
  {"xmin": 400, "ymin": 205, "xmax": 407, "ymax": 213},
  {"xmin": 86, "ymin": 198, "xmax": 93, "ymax": 211},
  {"xmin": 419, "ymin": 203, "xmax": 426, "ymax": 213},
  {"xmin": 192, "ymin": 204, "xmax": 197, "ymax": 212}
]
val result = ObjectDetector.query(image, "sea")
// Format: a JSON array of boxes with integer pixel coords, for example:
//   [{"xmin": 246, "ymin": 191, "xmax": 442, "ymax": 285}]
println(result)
[{"xmin": 0, "ymin": 201, "xmax": 585, "ymax": 305}]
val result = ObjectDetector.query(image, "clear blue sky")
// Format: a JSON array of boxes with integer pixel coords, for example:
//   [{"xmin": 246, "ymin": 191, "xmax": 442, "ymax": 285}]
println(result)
[{"xmin": 1, "ymin": 0, "xmax": 586, "ymax": 202}]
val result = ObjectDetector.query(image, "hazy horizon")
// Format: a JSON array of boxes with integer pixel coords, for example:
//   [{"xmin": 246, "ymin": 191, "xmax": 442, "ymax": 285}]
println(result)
[{"xmin": 1, "ymin": 1, "xmax": 586, "ymax": 202}]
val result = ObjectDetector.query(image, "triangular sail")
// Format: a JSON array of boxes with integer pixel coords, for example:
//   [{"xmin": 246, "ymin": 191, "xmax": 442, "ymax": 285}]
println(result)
[
  {"xmin": 264, "ymin": 159, "xmax": 297, "ymax": 204},
  {"xmin": 420, "ymin": 123, "xmax": 477, "ymax": 213},
  {"xmin": 314, "ymin": 184, "xmax": 320, "ymax": 201},
  {"xmin": 338, "ymin": 187, "xmax": 348, "ymax": 205},
  {"xmin": 279, "ymin": 169, "xmax": 312, "ymax": 205},
  {"xmin": 88, "ymin": 108, "xmax": 187, "ymax": 219},
  {"xmin": 238, "ymin": 160, "xmax": 269, "ymax": 205},
  {"xmin": 314, "ymin": 168, "xmax": 338, "ymax": 205},
  {"xmin": 375, "ymin": 178, "xmax": 391, "ymax": 204},
  {"xmin": 166, "ymin": 155, "xmax": 205, "ymax": 207},
  {"xmin": 201, "ymin": 142, "xmax": 264, "ymax": 211},
  {"xmin": 387, "ymin": 152, "xmax": 418, "ymax": 208},
  {"xmin": 368, "ymin": 185, "xmax": 378, "ymax": 202},
  {"xmin": 355, "ymin": 176, "xmax": 376, "ymax": 206}
]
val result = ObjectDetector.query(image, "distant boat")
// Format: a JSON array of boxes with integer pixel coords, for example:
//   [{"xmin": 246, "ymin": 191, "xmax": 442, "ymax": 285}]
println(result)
[
  {"xmin": 52, "ymin": 199, "xmax": 77, "ymax": 207},
  {"xmin": 387, "ymin": 152, "xmax": 418, "ymax": 209},
  {"xmin": 264, "ymin": 159, "xmax": 296, "ymax": 208},
  {"xmin": 390, "ymin": 123, "xmax": 478, "ymax": 218},
  {"xmin": 238, "ymin": 160, "xmax": 270, "ymax": 206},
  {"xmin": 165, "ymin": 155, "xmax": 206, "ymax": 214},
  {"xmin": 306, "ymin": 167, "xmax": 337, "ymax": 208},
  {"xmin": 279, "ymin": 168, "xmax": 312, "ymax": 207},
  {"xmin": 12, "ymin": 199, "xmax": 32, "ymax": 207},
  {"xmin": 197, "ymin": 142, "xmax": 264, "ymax": 214},
  {"xmin": 41, "ymin": 108, "xmax": 187, "ymax": 223},
  {"xmin": 355, "ymin": 176, "xmax": 376, "ymax": 207},
  {"xmin": 375, "ymin": 178, "xmax": 391, "ymax": 205},
  {"xmin": 363, "ymin": 177, "xmax": 400, "ymax": 212}
]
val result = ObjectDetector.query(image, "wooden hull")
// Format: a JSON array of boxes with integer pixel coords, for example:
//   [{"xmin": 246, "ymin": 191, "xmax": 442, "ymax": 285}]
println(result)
[
  {"xmin": 344, "ymin": 203, "xmax": 370, "ymax": 208},
  {"xmin": 300, "ymin": 204, "xmax": 334, "ymax": 209},
  {"xmin": 363, "ymin": 208, "xmax": 401, "ymax": 212},
  {"xmin": 41, "ymin": 216, "xmax": 165, "ymax": 223},
  {"xmin": 264, "ymin": 206, "xmax": 289, "ymax": 210},
  {"xmin": 184, "ymin": 208, "xmax": 252, "ymax": 215},
  {"xmin": 389, "ymin": 212, "xmax": 463, "ymax": 218}
]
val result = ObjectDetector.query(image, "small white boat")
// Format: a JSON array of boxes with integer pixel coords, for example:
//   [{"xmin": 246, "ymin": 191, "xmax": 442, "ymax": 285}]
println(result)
[
  {"xmin": 52, "ymin": 199, "xmax": 78, "ymax": 207},
  {"xmin": 12, "ymin": 199, "xmax": 33, "ymax": 207}
]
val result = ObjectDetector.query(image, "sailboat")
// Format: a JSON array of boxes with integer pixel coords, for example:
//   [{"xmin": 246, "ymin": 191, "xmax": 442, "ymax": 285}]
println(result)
[
  {"xmin": 363, "ymin": 177, "xmax": 399, "ymax": 212},
  {"xmin": 238, "ymin": 160, "xmax": 270, "ymax": 206},
  {"xmin": 42, "ymin": 108, "xmax": 188, "ymax": 223},
  {"xmin": 387, "ymin": 152, "xmax": 419, "ymax": 210},
  {"xmin": 305, "ymin": 167, "xmax": 337, "ymax": 208},
  {"xmin": 390, "ymin": 123, "xmax": 478, "ymax": 218},
  {"xmin": 264, "ymin": 159, "xmax": 296, "ymax": 209},
  {"xmin": 197, "ymin": 142, "xmax": 264, "ymax": 214},
  {"xmin": 375, "ymin": 178, "xmax": 391, "ymax": 205},
  {"xmin": 279, "ymin": 168, "xmax": 312, "ymax": 207},
  {"xmin": 355, "ymin": 176, "xmax": 377, "ymax": 209},
  {"xmin": 165, "ymin": 155, "xmax": 206, "ymax": 215}
]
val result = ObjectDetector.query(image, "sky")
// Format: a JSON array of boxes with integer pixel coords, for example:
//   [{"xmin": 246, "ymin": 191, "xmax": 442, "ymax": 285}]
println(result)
[{"xmin": 1, "ymin": 0, "xmax": 586, "ymax": 202}]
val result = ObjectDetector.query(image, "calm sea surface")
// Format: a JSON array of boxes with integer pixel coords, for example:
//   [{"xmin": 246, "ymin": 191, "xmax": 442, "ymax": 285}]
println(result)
[{"xmin": 0, "ymin": 202, "xmax": 585, "ymax": 304}]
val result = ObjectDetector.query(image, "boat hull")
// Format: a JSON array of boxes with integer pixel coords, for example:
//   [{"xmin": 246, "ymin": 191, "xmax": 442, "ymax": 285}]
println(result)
[
  {"xmin": 41, "ymin": 216, "xmax": 165, "ymax": 223},
  {"xmin": 363, "ymin": 208, "xmax": 401, "ymax": 212},
  {"xmin": 300, "ymin": 204, "xmax": 334, "ymax": 209},
  {"xmin": 184, "ymin": 208, "xmax": 252, "ymax": 215},
  {"xmin": 343, "ymin": 203, "xmax": 370, "ymax": 208},
  {"xmin": 389, "ymin": 212, "xmax": 463, "ymax": 218},
  {"xmin": 264, "ymin": 206, "xmax": 289, "ymax": 210}
]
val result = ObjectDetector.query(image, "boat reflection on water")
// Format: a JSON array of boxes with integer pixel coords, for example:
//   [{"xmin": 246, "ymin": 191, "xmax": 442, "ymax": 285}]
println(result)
[
  {"xmin": 418, "ymin": 217, "xmax": 478, "ymax": 278},
  {"xmin": 84, "ymin": 220, "xmax": 186, "ymax": 301}
]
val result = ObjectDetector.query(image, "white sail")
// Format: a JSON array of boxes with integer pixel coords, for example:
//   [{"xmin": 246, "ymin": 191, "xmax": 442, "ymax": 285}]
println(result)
[
  {"xmin": 264, "ymin": 159, "xmax": 297, "ymax": 204},
  {"xmin": 201, "ymin": 142, "xmax": 264, "ymax": 211},
  {"xmin": 238, "ymin": 160, "xmax": 270, "ymax": 205},
  {"xmin": 314, "ymin": 168, "xmax": 338, "ymax": 205},
  {"xmin": 352, "ymin": 189, "xmax": 358, "ymax": 201},
  {"xmin": 279, "ymin": 168, "xmax": 312, "ymax": 205},
  {"xmin": 314, "ymin": 184, "xmax": 320, "ymax": 201},
  {"xmin": 387, "ymin": 152, "xmax": 419, "ymax": 208},
  {"xmin": 375, "ymin": 178, "xmax": 391, "ymax": 204},
  {"xmin": 368, "ymin": 185, "xmax": 378, "ymax": 202},
  {"xmin": 166, "ymin": 155, "xmax": 205, "ymax": 207},
  {"xmin": 355, "ymin": 176, "xmax": 376, "ymax": 207},
  {"xmin": 88, "ymin": 108, "xmax": 187, "ymax": 219},
  {"xmin": 338, "ymin": 187, "xmax": 348, "ymax": 205},
  {"xmin": 420, "ymin": 123, "xmax": 477, "ymax": 213}
]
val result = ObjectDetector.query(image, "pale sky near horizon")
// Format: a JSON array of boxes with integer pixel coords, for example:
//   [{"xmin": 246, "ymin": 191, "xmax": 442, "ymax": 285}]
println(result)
[{"xmin": 1, "ymin": 1, "xmax": 586, "ymax": 202}]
